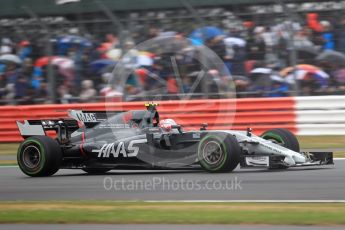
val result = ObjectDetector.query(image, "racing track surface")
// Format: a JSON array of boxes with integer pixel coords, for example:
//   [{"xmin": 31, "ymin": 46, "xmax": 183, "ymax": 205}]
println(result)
[{"xmin": 0, "ymin": 160, "xmax": 344, "ymax": 201}]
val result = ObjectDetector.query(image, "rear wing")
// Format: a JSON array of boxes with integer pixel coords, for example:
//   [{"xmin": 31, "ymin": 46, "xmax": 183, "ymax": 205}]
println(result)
[
  {"xmin": 16, "ymin": 119, "xmax": 79, "ymax": 142},
  {"xmin": 16, "ymin": 110, "xmax": 121, "ymax": 139}
]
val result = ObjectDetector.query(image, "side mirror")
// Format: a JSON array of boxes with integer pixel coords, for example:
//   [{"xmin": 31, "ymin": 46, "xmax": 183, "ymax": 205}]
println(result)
[{"xmin": 200, "ymin": 123, "xmax": 208, "ymax": 131}]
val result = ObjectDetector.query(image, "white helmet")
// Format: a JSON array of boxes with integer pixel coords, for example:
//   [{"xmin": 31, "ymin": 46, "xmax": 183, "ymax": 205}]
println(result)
[{"xmin": 159, "ymin": 119, "xmax": 177, "ymax": 132}]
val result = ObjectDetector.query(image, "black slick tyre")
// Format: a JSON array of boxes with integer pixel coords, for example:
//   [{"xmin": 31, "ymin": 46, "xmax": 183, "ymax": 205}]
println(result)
[
  {"xmin": 17, "ymin": 136, "xmax": 62, "ymax": 177},
  {"xmin": 261, "ymin": 128, "xmax": 300, "ymax": 152},
  {"xmin": 198, "ymin": 134, "xmax": 240, "ymax": 173}
]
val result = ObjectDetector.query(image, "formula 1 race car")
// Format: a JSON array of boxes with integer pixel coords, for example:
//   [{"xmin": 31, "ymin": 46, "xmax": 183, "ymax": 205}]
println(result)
[{"xmin": 16, "ymin": 103, "xmax": 333, "ymax": 177}]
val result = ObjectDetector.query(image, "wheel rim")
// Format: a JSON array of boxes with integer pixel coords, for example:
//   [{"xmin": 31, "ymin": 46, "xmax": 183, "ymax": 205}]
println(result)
[
  {"xmin": 266, "ymin": 138, "xmax": 284, "ymax": 146},
  {"xmin": 202, "ymin": 141, "xmax": 224, "ymax": 165},
  {"xmin": 262, "ymin": 133, "xmax": 285, "ymax": 146},
  {"xmin": 22, "ymin": 145, "xmax": 41, "ymax": 169}
]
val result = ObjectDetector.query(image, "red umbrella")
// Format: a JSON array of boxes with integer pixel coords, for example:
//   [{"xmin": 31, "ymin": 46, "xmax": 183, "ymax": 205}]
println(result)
[{"xmin": 34, "ymin": 56, "xmax": 57, "ymax": 68}]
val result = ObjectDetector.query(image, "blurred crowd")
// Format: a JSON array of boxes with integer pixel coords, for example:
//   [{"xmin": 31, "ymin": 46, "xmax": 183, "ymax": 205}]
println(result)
[{"xmin": 1, "ymin": 12, "xmax": 345, "ymax": 104}]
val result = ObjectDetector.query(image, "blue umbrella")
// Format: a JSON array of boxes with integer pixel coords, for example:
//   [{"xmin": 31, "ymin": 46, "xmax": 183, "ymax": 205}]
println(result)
[
  {"xmin": 54, "ymin": 35, "xmax": 93, "ymax": 55},
  {"xmin": 89, "ymin": 59, "xmax": 116, "ymax": 75},
  {"xmin": 59, "ymin": 35, "xmax": 92, "ymax": 47},
  {"xmin": 189, "ymin": 26, "xmax": 225, "ymax": 45}
]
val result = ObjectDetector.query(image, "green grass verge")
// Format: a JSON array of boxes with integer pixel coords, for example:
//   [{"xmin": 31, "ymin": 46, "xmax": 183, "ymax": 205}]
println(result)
[
  {"xmin": 0, "ymin": 161, "xmax": 17, "ymax": 166},
  {"xmin": 0, "ymin": 201, "xmax": 344, "ymax": 225},
  {"xmin": 298, "ymin": 136, "xmax": 345, "ymax": 149},
  {"xmin": 0, "ymin": 143, "xmax": 18, "ymax": 156},
  {"xmin": 334, "ymin": 152, "xmax": 345, "ymax": 158}
]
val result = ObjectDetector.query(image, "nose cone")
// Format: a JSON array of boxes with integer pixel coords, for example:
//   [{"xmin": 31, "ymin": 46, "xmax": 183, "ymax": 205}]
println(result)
[
  {"xmin": 284, "ymin": 156, "xmax": 296, "ymax": 166},
  {"xmin": 293, "ymin": 154, "xmax": 306, "ymax": 164}
]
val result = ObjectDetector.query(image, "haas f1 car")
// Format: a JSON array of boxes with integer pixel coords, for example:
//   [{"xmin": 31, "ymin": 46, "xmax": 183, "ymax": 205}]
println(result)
[{"xmin": 16, "ymin": 103, "xmax": 333, "ymax": 177}]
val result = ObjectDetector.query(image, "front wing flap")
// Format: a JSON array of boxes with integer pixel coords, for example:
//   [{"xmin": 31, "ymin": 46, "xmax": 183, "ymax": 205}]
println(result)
[{"xmin": 240, "ymin": 152, "xmax": 333, "ymax": 168}]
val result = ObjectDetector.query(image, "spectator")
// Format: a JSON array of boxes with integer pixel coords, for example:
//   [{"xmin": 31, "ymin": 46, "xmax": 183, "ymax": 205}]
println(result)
[
  {"xmin": 58, "ymin": 85, "xmax": 73, "ymax": 104},
  {"xmin": 2, "ymin": 7, "xmax": 345, "ymax": 103},
  {"xmin": 246, "ymin": 27, "xmax": 266, "ymax": 61},
  {"xmin": 336, "ymin": 19, "xmax": 345, "ymax": 53},
  {"xmin": 79, "ymin": 80, "xmax": 97, "ymax": 102},
  {"xmin": 321, "ymin": 21, "xmax": 335, "ymax": 50},
  {"xmin": 0, "ymin": 38, "xmax": 13, "ymax": 55},
  {"xmin": 17, "ymin": 41, "xmax": 32, "ymax": 60}
]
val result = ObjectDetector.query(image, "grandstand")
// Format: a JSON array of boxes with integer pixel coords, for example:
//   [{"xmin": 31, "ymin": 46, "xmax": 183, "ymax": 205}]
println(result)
[{"xmin": 0, "ymin": 0, "xmax": 344, "ymax": 104}]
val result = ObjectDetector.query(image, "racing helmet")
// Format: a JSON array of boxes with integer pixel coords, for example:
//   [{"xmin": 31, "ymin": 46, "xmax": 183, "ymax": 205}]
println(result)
[{"xmin": 159, "ymin": 119, "xmax": 177, "ymax": 132}]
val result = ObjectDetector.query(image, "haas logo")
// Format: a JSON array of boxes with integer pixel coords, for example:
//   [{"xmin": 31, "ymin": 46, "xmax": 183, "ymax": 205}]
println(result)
[
  {"xmin": 76, "ymin": 113, "xmax": 97, "ymax": 122},
  {"xmin": 93, "ymin": 139, "xmax": 147, "ymax": 158}
]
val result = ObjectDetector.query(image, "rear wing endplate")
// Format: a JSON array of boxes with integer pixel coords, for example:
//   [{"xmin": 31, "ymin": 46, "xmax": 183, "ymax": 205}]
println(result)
[{"xmin": 16, "ymin": 120, "xmax": 46, "ymax": 137}]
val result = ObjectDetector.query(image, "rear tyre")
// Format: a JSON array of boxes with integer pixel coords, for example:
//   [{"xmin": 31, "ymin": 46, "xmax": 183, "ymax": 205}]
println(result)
[
  {"xmin": 82, "ymin": 168, "xmax": 111, "ymax": 175},
  {"xmin": 17, "ymin": 136, "xmax": 62, "ymax": 177},
  {"xmin": 198, "ymin": 134, "xmax": 240, "ymax": 173}
]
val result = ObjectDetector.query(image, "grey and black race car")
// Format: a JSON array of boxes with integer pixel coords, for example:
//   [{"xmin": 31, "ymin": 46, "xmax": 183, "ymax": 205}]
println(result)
[{"xmin": 16, "ymin": 103, "xmax": 333, "ymax": 177}]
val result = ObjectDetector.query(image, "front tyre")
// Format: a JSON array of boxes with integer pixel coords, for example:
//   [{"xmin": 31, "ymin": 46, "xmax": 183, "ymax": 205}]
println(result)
[
  {"xmin": 261, "ymin": 128, "xmax": 300, "ymax": 152},
  {"xmin": 198, "ymin": 134, "xmax": 240, "ymax": 173},
  {"xmin": 17, "ymin": 136, "xmax": 62, "ymax": 177},
  {"xmin": 261, "ymin": 129, "xmax": 300, "ymax": 169}
]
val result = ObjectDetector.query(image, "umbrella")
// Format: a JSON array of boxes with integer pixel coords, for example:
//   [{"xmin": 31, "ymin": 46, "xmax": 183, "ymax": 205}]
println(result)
[
  {"xmin": 316, "ymin": 50, "xmax": 345, "ymax": 67},
  {"xmin": 296, "ymin": 46, "xmax": 318, "ymax": 61},
  {"xmin": 34, "ymin": 56, "xmax": 73, "ymax": 69},
  {"xmin": 89, "ymin": 59, "xmax": 116, "ymax": 75},
  {"xmin": 270, "ymin": 74, "xmax": 286, "ymax": 83},
  {"xmin": 155, "ymin": 31, "xmax": 178, "ymax": 42},
  {"xmin": 51, "ymin": 57, "xmax": 74, "ymax": 69},
  {"xmin": 51, "ymin": 57, "xmax": 75, "ymax": 79},
  {"xmin": 285, "ymin": 67, "xmax": 329, "ymax": 88},
  {"xmin": 250, "ymin": 68, "xmax": 272, "ymax": 75},
  {"xmin": 189, "ymin": 26, "xmax": 225, "ymax": 45},
  {"xmin": 106, "ymin": 49, "xmax": 122, "ymax": 61},
  {"xmin": 100, "ymin": 64, "xmax": 117, "ymax": 75},
  {"xmin": 58, "ymin": 35, "xmax": 92, "ymax": 47},
  {"xmin": 55, "ymin": 35, "xmax": 92, "ymax": 55},
  {"xmin": 34, "ymin": 56, "xmax": 57, "ymax": 68},
  {"xmin": 280, "ymin": 64, "xmax": 320, "ymax": 77},
  {"xmin": 0, "ymin": 54, "xmax": 22, "ymax": 64},
  {"xmin": 157, "ymin": 31, "xmax": 177, "ymax": 39},
  {"xmin": 137, "ymin": 51, "xmax": 154, "ymax": 66},
  {"xmin": 224, "ymin": 37, "xmax": 246, "ymax": 47},
  {"xmin": 249, "ymin": 68, "xmax": 273, "ymax": 87},
  {"xmin": 34, "ymin": 56, "xmax": 75, "ymax": 79}
]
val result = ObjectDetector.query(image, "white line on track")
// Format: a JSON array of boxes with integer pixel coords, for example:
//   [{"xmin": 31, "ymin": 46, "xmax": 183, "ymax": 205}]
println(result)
[
  {"xmin": 0, "ymin": 165, "xmax": 17, "ymax": 168},
  {"xmin": 145, "ymin": 200, "xmax": 345, "ymax": 203}
]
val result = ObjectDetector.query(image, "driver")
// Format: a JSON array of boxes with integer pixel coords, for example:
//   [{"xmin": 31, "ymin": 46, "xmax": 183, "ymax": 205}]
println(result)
[{"xmin": 159, "ymin": 119, "xmax": 178, "ymax": 133}]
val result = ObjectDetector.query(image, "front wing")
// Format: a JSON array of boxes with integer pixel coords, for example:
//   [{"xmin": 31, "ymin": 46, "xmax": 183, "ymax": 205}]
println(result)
[{"xmin": 240, "ymin": 152, "xmax": 334, "ymax": 168}]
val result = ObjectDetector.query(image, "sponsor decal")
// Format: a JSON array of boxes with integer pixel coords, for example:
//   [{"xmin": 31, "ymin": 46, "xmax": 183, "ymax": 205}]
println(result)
[
  {"xmin": 192, "ymin": 133, "xmax": 201, "ymax": 139},
  {"xmin": 258, "ymin": 138, "xmax": 286, "ymax": 155},
  {"xmin": 56, "ymin": 0, "xmax": 80, "ymax": 5},
  {"xmin": 93, "ymin": 139, "xmax": 147, "ymax": 158},
  {"xmin": 76, "ymin": 112, "xmax": 97, "ymax": 122},
  {"xmin": 98, "ymin": 123, "xmax": 131, "ymax": 129},
  {"xmin": 245, "ymin": 156, "xmax": 269, "ymax": 166}
]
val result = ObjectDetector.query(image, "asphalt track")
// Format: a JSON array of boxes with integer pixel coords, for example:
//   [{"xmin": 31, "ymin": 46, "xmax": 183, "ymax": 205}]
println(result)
[
  {"xmin": 1, "ymin": 224, "xmax": 344, "ymax": 230},
  {"xmin": 0, "ymin": 159, "xmax": 344, "ymax": 201}
]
